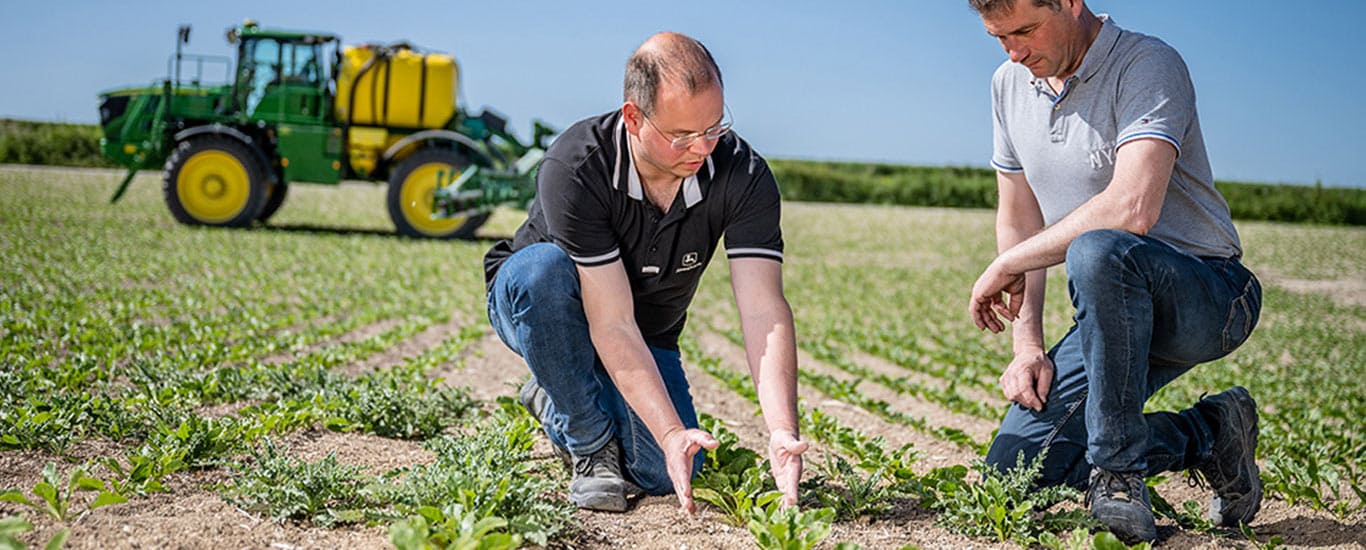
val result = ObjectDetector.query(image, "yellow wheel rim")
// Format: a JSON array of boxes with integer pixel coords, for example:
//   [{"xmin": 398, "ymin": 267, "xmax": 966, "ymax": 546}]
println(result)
[
  {"xmin": 177, "ymin": 150, "xmax": 250, "ymax": 223},
  {"xmin": 400, "ymin": 162, "xmax": 469, "ymax": 236}
]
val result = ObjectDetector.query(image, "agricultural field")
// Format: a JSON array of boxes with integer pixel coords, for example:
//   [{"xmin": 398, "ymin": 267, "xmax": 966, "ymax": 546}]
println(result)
[{"xmin": 1, "ymin": 164, "xmax": 1362, "ymax": 549}]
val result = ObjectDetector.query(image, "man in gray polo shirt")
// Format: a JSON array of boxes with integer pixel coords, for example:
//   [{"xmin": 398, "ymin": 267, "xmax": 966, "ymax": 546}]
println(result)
[{"xmin": 965, "ymin": 0, "xmax": 1264, "ymax": 541}]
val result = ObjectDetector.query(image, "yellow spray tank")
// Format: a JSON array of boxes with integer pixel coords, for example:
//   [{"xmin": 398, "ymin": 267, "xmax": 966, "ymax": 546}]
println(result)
[{"xmin": 335, "ymin": 44, "xmax": 457, "ymax": 129}]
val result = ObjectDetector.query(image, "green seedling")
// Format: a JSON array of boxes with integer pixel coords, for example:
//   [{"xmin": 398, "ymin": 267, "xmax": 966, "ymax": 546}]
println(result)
[
  {"xmin": 746, "ymin": 501, "xmax": 836, "ymax": 550},
  {"xmin": 0, "ymin": 463, "xmax": 127, "ymax": 523},
  {"xmin": 389, "ymin": 504, "xmax": 521, "ymax": 550}
]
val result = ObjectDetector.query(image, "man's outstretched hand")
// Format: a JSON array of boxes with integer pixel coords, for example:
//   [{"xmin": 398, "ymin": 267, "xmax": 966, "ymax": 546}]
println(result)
[
  {"xmin": 662, "ymin": 427, "xmax": 719, "ymax": 515},
  {"xmin": 969, "ymin": 261, "xmax": 1026, "ymax": 333},
  {"xmin": 768, "ymin": 430, "xmax": 809, "ymax": 508}
]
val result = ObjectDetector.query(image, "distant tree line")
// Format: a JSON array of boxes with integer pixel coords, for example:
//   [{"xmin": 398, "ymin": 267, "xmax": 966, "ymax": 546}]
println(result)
[
  {"xmin": 769, "ymin": 159, "xmax": 1366, "ymax": 226},
  {"xmin": 3, "ymin": 118, "xmax": 1362, "ymax": 225}
]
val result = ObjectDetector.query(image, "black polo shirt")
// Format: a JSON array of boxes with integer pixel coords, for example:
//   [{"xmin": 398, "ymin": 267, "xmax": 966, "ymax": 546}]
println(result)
[{"xmin": 483, "ymin": 110, "xmax": 784, "ymax": 350}]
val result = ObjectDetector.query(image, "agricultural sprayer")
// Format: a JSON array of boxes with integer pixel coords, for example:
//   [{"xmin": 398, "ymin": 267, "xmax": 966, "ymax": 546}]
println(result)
[{"xmin": 97, "ymin": 21, "xmax": 549, "ymax": 238}]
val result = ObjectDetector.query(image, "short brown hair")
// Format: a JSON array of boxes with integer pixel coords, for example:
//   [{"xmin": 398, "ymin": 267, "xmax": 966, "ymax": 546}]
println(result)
[
  {"xmin": 968, "ymin": 0, "xmax": 1062, "ymax": 17},
  {"xmin": 623, "ymin": 32, "xmax": 724, "ymax": 116}
]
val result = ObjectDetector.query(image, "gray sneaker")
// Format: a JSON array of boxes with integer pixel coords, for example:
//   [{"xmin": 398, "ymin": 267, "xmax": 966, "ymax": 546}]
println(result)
[
  {"xmin": 1193, "ymin": 386, "xmax": 1262, "ymax": 527},
  {"xmin": 567, "ymin": 439, "xmax": 639, "ymax": 512},
  {"xmin": 1087, "ymin": 467, "xmax": 1158, "ymax": 543},
  {"xmin": 518, "ymin": 378, "xmax": 572, "ymax": 470}
]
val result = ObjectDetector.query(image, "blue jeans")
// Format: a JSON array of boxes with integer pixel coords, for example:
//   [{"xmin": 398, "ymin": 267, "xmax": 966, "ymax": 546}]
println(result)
[
  {"xmin": 986, "ymin": 229, "xmax": 1262, "ymax": 489},
  {"xmin": 486, "ymin": 243, "xmax": 704, "ymax": 495}
]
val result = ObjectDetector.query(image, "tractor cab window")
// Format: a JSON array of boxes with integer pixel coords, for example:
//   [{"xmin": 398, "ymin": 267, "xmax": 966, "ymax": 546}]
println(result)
[
  {"xmin": 281, "ymin": 41, "xmax": 323, "ymax": 86},
  {"xmin": 239, "ymin": 37, "xmax": 281, "ymax": 115}
]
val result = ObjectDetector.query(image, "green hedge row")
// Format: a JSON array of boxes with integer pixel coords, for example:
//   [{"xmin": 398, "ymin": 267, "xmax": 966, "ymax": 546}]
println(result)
[
  {"xmin": 770, "ymin": 159, "xmax": 1366, "ymax": 226},
  {"xmin": 3, "ymin": 118, "xmax": 1362, "ymax": 225},
  {"xmin": 0, "ymin": 119, "xmax": 115, "ymax": 168}
]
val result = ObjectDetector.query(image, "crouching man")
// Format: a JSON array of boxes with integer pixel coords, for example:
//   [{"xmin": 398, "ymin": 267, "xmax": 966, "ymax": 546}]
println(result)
[
  {"xmin": 483, "ymin": 32, "xmax": 807, "ymax": 514},
  {"xmin": 965, "ymin": 0, "xmax": 1263, "ymax": 542}
]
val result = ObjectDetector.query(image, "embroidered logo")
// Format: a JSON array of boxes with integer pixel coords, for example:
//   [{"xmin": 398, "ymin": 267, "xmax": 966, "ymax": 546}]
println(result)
[{"xmin": 675, "ymin": 251, "xmax": 703, "ymax": 273}]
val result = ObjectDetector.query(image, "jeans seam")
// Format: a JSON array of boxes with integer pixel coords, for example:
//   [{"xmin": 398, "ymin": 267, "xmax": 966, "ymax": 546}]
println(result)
[
  {"xmin": 1043, "ymin": 388, "xmax": 1088, "ymax": 449},
  {"xmin": 1114, "ymin": 239, "xmax": 1139, "ymax": 465}
]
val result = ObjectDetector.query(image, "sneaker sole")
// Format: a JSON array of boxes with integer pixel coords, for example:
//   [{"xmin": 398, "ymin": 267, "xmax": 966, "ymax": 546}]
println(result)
[{"xmin": 570, "ymin": 490, "xmax": 628, "ymax": 512}]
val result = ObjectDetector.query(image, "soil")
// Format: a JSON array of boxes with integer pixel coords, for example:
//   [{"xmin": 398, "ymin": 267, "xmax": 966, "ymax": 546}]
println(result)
[
  {"xmin": 3, "ymin": 321, "xmax": 1363, "ymax": 549},
  {"xmin": 1260, "ymin": 273, "xmax": 1366, "ymax": 310}
]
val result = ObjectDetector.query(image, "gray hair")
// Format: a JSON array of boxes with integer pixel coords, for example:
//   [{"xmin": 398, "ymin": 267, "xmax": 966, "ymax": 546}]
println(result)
[
  {"xmin": 968, "ymin": 0, "xmax": 1062, "ymax": 16},
  {"xmin": 623, "ymin": 32, "xmax": 724, "ymax": 116}
]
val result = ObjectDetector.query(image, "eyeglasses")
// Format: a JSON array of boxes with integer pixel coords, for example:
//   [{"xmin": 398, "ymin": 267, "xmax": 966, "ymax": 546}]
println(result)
[{"xmin": 641, "ymin": 105, "xmax": 733, "ymax": 150}]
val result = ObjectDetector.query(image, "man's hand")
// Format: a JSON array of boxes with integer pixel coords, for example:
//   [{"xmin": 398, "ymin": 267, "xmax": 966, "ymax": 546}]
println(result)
[
  {"xmin": 969, "ymin": 260, "xmax": 1027, "ymax": 333},
  {"xmin": 999, "ymin": 348, "xmax": 1055, "ymax": 412},
  {"xmin": 767, "ymin": 430, "xmax": 809, "ymax": 508},
  {"xmin": 662, "ymin": 427, "xmax": 719, "ymax": 515}
]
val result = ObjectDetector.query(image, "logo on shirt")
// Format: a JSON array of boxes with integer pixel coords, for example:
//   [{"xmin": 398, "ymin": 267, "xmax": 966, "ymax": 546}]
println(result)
[
  {"xmin": 676, "ymin": 251, "xmax": 702, "ymax": 273},
  {"xmin": 1088, "ymin": 147, "xmax": 1116, "ymax": 170}
]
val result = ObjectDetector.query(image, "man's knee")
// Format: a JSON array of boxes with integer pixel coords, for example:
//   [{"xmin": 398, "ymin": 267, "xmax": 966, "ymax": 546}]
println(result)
[{"xmin": 1065, "ymin": 229, "xmax": 1144, "ymax": 289}]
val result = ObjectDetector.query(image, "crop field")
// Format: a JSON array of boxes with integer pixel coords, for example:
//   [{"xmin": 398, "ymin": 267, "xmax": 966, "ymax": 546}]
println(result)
[{"xmin": 1, "ymin": 165, "xmax": 1362, "ymax": 549}]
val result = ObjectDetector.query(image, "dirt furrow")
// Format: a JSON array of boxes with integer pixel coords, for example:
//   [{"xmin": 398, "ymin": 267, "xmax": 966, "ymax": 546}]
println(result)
[
  {"xmin": 849, "ymin": 348, "xmax": 1007, "ymax": 410},
  {"xmin": 334, "ymin": 313, "xmax": 471, "ymax": 377}
]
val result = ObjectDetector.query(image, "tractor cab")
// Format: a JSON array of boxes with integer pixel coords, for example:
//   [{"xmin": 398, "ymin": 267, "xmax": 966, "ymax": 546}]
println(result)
[{"xmin": 228, "ymin": 22, "xmax": 338, "ymax": 125}]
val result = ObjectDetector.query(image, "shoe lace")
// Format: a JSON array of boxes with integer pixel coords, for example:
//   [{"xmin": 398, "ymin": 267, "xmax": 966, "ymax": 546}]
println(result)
[
  {"xmin": 1186, "ymin": 468, "xmax": 1210, "ymax": 490},
  {"xmin": 575, "ymin": 442, "xmax": 620, "ymax": 477},
  {"xmin": 1089, "ymin": 469, "xmax": 1145, "ymax": 505}
]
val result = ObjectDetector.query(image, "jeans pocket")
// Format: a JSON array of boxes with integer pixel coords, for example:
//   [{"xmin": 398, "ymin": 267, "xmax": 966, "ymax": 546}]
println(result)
[{"xmin": 1221, "ymin": 277, "xmax": 1260, "ymax": 353}]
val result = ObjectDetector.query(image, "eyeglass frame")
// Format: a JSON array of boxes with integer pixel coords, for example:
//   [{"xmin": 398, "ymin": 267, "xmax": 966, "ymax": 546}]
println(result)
[{"xmin": 638, "ymin": 104, "xmax": 733, "ymax": 150}]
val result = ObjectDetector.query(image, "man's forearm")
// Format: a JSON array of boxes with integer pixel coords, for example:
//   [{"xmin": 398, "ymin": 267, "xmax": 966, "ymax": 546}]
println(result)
[
  {"xmin": 741, "ymin": 305, "xmax": 800, "ymax": 436},
  {"xmin": 589, "ymin": 321, "xmax": 686, "ymax": 444},
  {"xmin": 996, "ymin": 140, "xmax": 1175, "ymax": 277},
  {"xmin": 1011, "ymin": 269, "xmax": 1048, "ymax": 354}
]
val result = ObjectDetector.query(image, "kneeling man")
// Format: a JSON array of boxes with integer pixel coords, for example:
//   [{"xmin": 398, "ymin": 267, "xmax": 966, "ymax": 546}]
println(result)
[
  {"xmin": 484, "ymin": 32, "xmax": 807, "ymax": 515},
  {"xmin": 965, "ymin": 0, "xmax": 1263, "ymax": 542}
]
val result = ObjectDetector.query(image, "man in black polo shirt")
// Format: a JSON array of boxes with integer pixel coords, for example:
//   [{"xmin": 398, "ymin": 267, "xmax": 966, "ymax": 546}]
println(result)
[{"xmin": 483, "ymin": 32, "xmax": 806, "ymax": 514}]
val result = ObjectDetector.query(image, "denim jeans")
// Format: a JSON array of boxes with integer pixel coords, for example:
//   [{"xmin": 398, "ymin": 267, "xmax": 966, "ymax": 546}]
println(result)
[
  {"xmin": 986, "ymin": 229, "xmax": 1262, "ymax": 489},
  {"xmin": 486, "ymin": 242, "xmax": 704, "ymax": 495}
]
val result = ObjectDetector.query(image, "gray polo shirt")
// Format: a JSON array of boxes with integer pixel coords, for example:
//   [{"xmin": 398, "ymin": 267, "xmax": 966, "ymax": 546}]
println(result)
[{"xmin": 990, "ymin": 15, "xmax": 1241, "ymax": 259}]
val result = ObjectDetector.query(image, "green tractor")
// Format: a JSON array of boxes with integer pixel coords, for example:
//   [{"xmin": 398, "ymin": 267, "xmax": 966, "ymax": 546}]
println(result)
[{"xmin": 97, "ymin": 21, "xmax": 550, "ymax": 238}]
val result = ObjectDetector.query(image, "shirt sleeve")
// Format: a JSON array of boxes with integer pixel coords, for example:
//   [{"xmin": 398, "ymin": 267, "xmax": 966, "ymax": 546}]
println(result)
[
  {"xmin": 536, "ymin": 157, "xmax": 620, "ymax": 266},
  {"xmin": 990, "ymin": 63, "xmax": 1024, "ymax": 173},
  {"xmin": 1114, "ymin": 44, "xmax": 1195, "ymax": 155},
  {"xmin": 723, "ymin": 148, "xmax": 784, "ymax": 262}
]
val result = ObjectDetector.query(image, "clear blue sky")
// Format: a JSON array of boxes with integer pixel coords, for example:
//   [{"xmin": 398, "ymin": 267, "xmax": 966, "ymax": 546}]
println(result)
[{"xmin": 3, "ymin": 1, "xmax": 1363, "ymax": 187}]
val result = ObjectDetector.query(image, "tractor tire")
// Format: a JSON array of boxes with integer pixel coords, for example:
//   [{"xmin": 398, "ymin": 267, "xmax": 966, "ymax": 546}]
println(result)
[
  {"xmin": 257, "ymin": 182, "xmax": 289, "ymax": 222},
  {"xmin": 386, "ymin": 147, "xmax": 490, "ymax": 239},
  {"xmin": 162, "ymin": 136, "xmax": 269, "ymax": 227}
]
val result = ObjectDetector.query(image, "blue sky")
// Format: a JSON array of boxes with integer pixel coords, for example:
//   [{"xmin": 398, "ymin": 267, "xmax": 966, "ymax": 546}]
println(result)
[{"xmin": 3, "ymin": 1, "xmax": 1363, "ymax": 187}]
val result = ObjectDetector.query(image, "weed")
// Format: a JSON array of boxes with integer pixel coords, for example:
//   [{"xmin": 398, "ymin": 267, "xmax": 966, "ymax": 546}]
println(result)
[
  {"xmin": 219, "ymin": 438, "xmax": 375, "ymax": 527},
  {"xmin": 915, "ymin": 453, "xmax": 1092, "ymax": 545}
]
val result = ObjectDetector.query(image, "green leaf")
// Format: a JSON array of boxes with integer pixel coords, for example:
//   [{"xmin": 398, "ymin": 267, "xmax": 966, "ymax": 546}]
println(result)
[
  {"xmin": 44, "ymin": 527, "xmax": 70, "ymax": 550},
  {"xmin": 1092, "ymin": 532, "xmax": 1129, "ymax": 550},
  {"xmin": 75, "ymin": 475, "xmax": 106, "ymax": 492},
  {"xmin": 0, "ymin": 492, "xmax": 36, "ymax": 508},
  {"xmin": 90, "ymin": 491, "xmax": 129, "ymax": 510},
  {"xmin": 32, "ymin": 482, "xmax": 59, "ymax": 510},
  {"xmin": 0, "ymin": 516, "xmax": 33, "ymax": 536}
]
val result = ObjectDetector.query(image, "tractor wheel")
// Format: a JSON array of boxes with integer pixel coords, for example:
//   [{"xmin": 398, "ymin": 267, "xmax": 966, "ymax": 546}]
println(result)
[
  {"xmin": 386, "ymin": 148, "xmax": 490, "ymax": 239},
  {"xmin": 162, "ymin": 136, "xmax": 269, "ymax": 227},
  {"xmin": 257, "ymin": 182, "xmax": 289, "ymax": 222}
]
